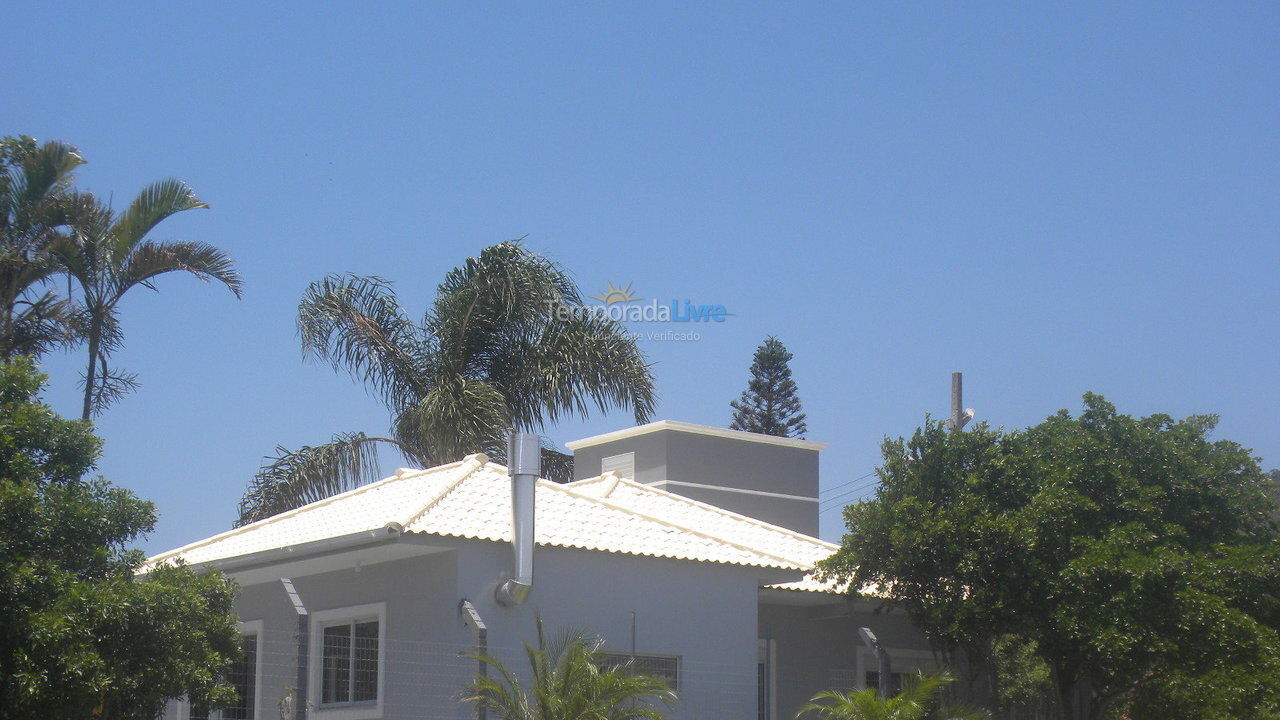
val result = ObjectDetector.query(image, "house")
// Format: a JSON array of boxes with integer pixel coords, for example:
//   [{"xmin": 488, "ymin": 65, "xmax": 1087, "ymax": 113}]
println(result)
[{"xmin": 149, "ymin": 421, "xmax": 935, "ymax": 720}]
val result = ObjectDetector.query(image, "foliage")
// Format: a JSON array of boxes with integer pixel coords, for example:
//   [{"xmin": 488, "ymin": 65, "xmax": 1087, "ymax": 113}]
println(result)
[
  {"xmin": 0, "ymin": 135, "xmax": 83, "ymax": 359},
  {"xmin": 729, "ymin": 336, "xmax": 806, "ymax": 438},
  {"xmin": 818, "ymin": 394, "xmax": 1280, "ymax": 720},
  {"xmin": 51, "ymin": 177, "xmax": 242, "ymax": 418},
  {"xmin": 236, "ymin": 242, "xmax": 655, "ymax": 524},
  {"xmin": 462, "ymin": 616, "xmax": 675, "ymax": 720},
  {"xmin": 799, "ymin": 671, "xmax": 988, "ymax": 720},
  {"xmin": 0, "ymin": 358, "xmax": 241, "ymax": 720}
]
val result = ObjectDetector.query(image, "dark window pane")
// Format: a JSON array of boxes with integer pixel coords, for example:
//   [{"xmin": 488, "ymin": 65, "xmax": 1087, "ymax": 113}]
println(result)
[
  {"xmin": 597, "ymin": 652, "xmax": 679, "ymax": 691},
  {"xmin": 758, "ymin": 662, "xmax": 769, "ymax": 720},
  {"xmin": 322, "ymin": 624, "xmax": 352, "ymax": 704},
  {"xmin": 225, "ymin": 633, "xmax": 257, "ymax": 720},
  {"xmin": 353, "ymin": 621, "xmax": 379, "ymax": 702},
  {"xmin": 865, "ymin": 671, "xmax": 906, "ymax": 694}
]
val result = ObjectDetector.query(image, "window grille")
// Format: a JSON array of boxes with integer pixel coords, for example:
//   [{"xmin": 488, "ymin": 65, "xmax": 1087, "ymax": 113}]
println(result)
[
  {"xmin": 597, "ymin": 652, "xmax": 678, "ymax": 690},
  {"xmin": 321, "ymin": 619, "xmax": 379, "ymax": 705},
  {"xmin": 190, "ymin": 631, "xmax": 257, "ymax": 720}
]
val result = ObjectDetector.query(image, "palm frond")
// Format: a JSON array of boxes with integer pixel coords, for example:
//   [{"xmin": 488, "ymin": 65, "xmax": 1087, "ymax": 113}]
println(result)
[
  {"xmin": 113, "ymin": 240, "xmax": 243, "ymax": 301},
  {"xmin": 540, "ymin": 445, "xmax": 574, "ymax": 484},
  {"xmin": 298, "ymin": 274, "xmax": 426, "ymax": 411},
  {"xmin": 5, "ymin": 140, "xmax": 85, "ymax": 230},
  {"xmin": 6, "ymin": 289, "xmax": 76, "ymax": 357},
  {"xmin": 491, "ymin": 311, "xmax": 656, "ymax": 430},
  {"xmin": 391, "ymin": 377, "xmax": 508, "ymax": 464},
  {"xmin": 235, "ymin": 433, "xmax": 405, "ymax": 525},
  {"xmin": 108, "ymin": 178, "xmax": 208, "ymax": 259},
  {"xmin": 797, "ymin": 671, "xmax": 988, "ymax": 720},
  {"xmin": 80, "ymin": 357, "xmax": 140, "ymax": 418},
  {"xmin": 429, "ymin": 241, "xmax": 579, "ymax": 375},
  {"xmin": 463, "ymin": 614, "xmax": 675, "ymax": 720}
]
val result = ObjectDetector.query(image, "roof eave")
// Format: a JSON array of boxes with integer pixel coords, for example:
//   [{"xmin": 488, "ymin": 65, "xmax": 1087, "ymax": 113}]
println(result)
[{"xmin": 140, "ymin": 523, "xmax": 404, "ymax": 576}]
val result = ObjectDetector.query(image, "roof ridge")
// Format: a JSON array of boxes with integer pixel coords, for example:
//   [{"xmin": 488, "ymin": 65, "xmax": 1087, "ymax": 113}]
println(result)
[
  {"xmin": 145, "ymin": 457, "xmax": 473, "ymax": 566},
  {"xmin": 396, "ymin": 453, "xmax": 489, "ymax": 528},
  {"xmin": 544, "ymin": 480, "xmax": 807, "ymax": 569},
  {"xmin": 612, "ymin": 476, "xmax": 839, "ymax": 551}
]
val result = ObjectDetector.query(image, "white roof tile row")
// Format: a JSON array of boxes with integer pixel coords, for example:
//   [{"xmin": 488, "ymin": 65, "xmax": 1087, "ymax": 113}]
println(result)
[{"xmin": 144, "ymin": 456, "xmax": 851, "ymax": 583}]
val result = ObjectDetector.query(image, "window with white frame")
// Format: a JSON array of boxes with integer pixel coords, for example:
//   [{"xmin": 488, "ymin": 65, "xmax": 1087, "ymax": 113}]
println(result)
[
  {"xmin": 309, "ymin": 603, "xmax": 385, "ymax": 718},
  {"xmin": 189, "ymin": 620, "xmax": 262, "ymax": 720}
]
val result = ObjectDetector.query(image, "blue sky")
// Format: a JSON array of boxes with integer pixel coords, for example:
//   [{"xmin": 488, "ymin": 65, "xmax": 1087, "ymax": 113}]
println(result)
[{"xmin": 5, "ymin": 2, "xmax": 1278, "ymax": 553}]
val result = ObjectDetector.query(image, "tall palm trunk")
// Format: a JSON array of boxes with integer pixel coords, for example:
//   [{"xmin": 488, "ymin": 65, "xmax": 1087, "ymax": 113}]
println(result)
[{"xmin": 81, "ymin": 319, "xmax": 100, "ymax": 420}]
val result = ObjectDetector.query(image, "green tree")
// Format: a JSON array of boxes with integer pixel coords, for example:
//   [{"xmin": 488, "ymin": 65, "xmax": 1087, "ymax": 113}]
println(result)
[
  {"xmin": 51, "ymin": 179, "xmax": 242, "ymax": 418},
  {"xmin": 729, "ymin": 336, "xmax": 807, "ymax": 438},
  {"xmin": 818, "ymin": 395, "xmax": 1280, "ymax": 720},
  {"xmin": 236, "ymin": 241, "xmax": 655, "ymax": 525},
  {"xmin": 799, "ymin": 671, "xmax": 987, "ymax": 720},
  {"xmin": 0, "ymin": 135, "xmax": 83, "ymax": 359},
  {"xmin": 0, "ymin": 358, "xmax": 241, "ymax": 720},
  {"xmin": 462, "ymin": 616, "xmax": 676, "ymax": 720}
]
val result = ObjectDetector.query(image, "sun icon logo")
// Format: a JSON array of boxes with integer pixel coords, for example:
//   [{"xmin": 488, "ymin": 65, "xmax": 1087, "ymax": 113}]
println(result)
[{"xmin": 589, "ymin": 281, "xmax": 642, "ymax": 305}]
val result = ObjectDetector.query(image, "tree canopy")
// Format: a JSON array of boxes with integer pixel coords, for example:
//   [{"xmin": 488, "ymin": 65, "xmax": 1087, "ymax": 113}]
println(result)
[
  {"xmin": 236, "ymin": 241, "xmax": 656, "ymax": 525},
  {"xmin": 728, "ymin": 335, "xmax": 807, "ymax": 438},
  {"xmin": 0, "ymin": 358, "xmax": 241, "ymax": 720},
  {"xmin": 0, "ymin": 134, "xmax": 243, "ymax": 418},
  {"xmin": 818, "ymin": 394, "xmax": 1280, "ymax": 720}
]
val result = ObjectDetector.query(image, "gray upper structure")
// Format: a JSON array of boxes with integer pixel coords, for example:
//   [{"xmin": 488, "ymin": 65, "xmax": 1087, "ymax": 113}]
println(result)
[{"xmin": 567, "ymin": 420, "xmax": 824, "ymax": 536}]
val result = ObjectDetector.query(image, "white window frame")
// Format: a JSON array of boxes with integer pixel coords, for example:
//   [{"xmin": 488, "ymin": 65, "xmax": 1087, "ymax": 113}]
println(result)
[
  {"xmin": 308, "ymin": 602, "xmax": 386, "ymax": 720},
  {"xmin": 179, "ymin": 620, "xmax": 264, "ymax": 720}
]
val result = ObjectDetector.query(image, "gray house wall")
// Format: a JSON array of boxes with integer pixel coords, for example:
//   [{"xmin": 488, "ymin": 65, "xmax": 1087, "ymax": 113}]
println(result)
[
  {"xmin": 171, "ymin": 536, "xmax": 788, "ymax": 720},
  {"xmin": 571, "ymin": 428, "xmax": 820, "ymax": 536},
  {"xmin": 212, "ymin": 550, "xmax": 466, "ymax": 720},
  {"xmin": 454, "ymin": 538, "xmax": 772, "ymax": 720}
]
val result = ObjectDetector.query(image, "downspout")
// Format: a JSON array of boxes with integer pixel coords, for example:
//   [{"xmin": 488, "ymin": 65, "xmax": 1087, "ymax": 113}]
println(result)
[
  {"xmin": 459, "ymin": 600, "xmax": 488, "ymax": 720},
  {"xmin": 495, "ymin": 432, "xmax": 540, "ymax": 606}
]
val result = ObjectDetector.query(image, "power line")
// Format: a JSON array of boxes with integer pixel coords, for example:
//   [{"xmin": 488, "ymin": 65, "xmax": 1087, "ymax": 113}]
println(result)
[
  {"xmin": 819, "ymin": 479, "xmax": 879, "ymax": 510},
  {"xmin": 819, "ymin": 471, "xmax": 877, "ymax": 496}
]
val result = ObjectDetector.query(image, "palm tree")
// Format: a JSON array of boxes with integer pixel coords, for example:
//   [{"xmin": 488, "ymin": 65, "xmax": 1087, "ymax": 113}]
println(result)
[
  {"xmin": 798, "ymin": 672, "xmax": 988, "ymax": 720},
  {"xmin": 0, "ymin": 136, "xmax": 85, "ymax": 359},
  {"xmin": 52, "ymin": 179, "xmax": 242, "ymax": 419},
  {"xmin": 236, "ymin": 241, "xmax": 654, "ymax": 525},
  {"xmin": 463, "ymin": 616, "xmax": 676, "ymax": 720}
]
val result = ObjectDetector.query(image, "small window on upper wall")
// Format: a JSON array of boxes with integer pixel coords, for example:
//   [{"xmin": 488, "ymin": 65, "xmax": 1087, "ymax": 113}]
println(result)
[{"xmin": 601, "ymin": 452, "xmax": 635, "ymax": 480}]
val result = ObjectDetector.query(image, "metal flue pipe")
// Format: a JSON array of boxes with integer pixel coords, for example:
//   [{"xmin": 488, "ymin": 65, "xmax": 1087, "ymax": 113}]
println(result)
[{"xmin": 496, "ymin": 432, "xmax": 540, "ymax": 606}]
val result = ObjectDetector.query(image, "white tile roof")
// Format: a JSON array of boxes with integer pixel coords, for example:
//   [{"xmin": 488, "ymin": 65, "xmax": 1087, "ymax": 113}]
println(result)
[
  {"xmin": 567, "ymin": 473, "xmax": 852, "ymax": 595},
  {"xmin": 144, "ymin": 456, "xmax": 846, "ymax": 576}
]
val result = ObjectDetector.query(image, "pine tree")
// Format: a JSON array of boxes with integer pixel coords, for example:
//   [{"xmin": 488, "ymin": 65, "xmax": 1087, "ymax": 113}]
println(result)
[{"xmin": 729, "ymin": 336, "xmax": 807, "ymax": 438}]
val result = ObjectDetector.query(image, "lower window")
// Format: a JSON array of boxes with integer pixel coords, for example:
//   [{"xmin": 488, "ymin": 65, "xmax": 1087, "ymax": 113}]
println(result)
[
  {"xmin": 321, "ymin": 619, "xmax": 380, "ymax": 705},
  {"xmin": 190, "ymin": 627, "xmax": 259, "ymax": 720},
  {"xmin": 865, "ymin": 670, "xmax": 908, "ymax": 695},
  {"xmin": 597, "ymin": 652, "xmax": 679, "ymax": 691}
]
